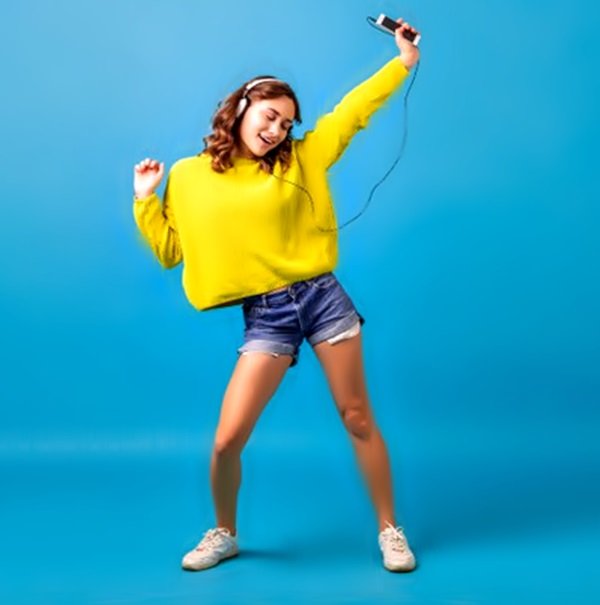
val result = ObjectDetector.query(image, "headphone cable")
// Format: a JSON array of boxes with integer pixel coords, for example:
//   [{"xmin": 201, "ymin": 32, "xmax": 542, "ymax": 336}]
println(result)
[{"xmin": 270, "ymin": 19, "xmax": 420, "ymax": 233}]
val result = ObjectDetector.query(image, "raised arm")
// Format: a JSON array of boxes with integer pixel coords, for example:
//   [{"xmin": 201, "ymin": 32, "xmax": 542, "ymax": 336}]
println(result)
[
  {"xmin": 296, "ymin": 57, "xmax": 411, "ymax": 170},
  {"xmin": 296, "ymin": 18, "xmax": 420, "ymax": 171},
  {"xmin": 132, "ymin": 160, "xmax": 183, "ymax": 269}
]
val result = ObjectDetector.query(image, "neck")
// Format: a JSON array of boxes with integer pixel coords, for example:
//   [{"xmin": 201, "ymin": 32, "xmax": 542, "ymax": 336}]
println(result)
[{"xmin": 233, "ymin": 142, "xmax": 256, "ymax": 160}]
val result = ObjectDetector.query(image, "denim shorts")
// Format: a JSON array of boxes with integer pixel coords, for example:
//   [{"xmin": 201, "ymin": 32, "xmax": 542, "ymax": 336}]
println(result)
[{"xmin": 237, "ymin": 272, "xmax": 365, "ymax": 368}]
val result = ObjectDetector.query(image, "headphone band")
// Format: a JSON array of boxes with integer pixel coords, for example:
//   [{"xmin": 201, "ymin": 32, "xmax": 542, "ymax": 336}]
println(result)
[
  {"xmin": 243, "ymin": 77, "xmax": 281, "ymax": 94},
  {"xmin": 236, "ymin": 77, "xmax": 282, "ymax": 118}
]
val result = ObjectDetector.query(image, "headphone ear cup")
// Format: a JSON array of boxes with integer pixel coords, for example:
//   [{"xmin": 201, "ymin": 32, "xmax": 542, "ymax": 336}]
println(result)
[{"xmin": 236, "ymin": 97, "xmax": 248, "ymax": 118}]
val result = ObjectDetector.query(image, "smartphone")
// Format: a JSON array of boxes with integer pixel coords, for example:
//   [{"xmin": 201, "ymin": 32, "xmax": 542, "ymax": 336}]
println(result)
[{"xmin": 375, "ymin": 14, "xmax": 421, "ymax": 46}]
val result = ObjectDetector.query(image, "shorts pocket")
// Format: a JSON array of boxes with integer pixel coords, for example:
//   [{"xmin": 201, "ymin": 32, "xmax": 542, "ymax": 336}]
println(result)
[
  {"xmin": 309, "ymin": 273, "xmax": 337, "ymax": 289},
  {"xmin": 243, "ymin": 299, "xmax": 267, "ymax": 318}
]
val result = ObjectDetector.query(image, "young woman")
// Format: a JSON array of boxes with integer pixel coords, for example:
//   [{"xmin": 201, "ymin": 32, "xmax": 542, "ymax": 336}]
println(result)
[{"xmin": 133, "ymin": 18, "xmax": 421, "ymax": 572}]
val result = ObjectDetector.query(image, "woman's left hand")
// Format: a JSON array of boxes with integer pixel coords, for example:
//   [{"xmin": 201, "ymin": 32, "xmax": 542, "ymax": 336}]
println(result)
[{"xmin": 394, "ymin": 18, "xmax": 420, "ymax": 69}]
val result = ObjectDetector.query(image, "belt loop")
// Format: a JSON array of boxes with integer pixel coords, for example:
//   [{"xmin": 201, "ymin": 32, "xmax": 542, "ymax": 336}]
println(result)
[{"xmin": 261, "ymin": 293, "xmax": 269, "ymax": 307}]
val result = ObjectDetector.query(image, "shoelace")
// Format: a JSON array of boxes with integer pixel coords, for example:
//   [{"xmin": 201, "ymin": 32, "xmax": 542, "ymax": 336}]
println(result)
[
  {"xmin": 195, "ymin": 527, "xmax": 231, "ymax": 551},
  {"xmin": 382, "ymin": 521, "xmax": 408, "ymax": 552}
]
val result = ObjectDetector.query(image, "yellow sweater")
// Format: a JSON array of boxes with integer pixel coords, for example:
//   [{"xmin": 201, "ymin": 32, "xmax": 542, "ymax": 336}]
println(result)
[{"xmin": 133, "ymin": 55, "xmax": 410, "ymax": 311}]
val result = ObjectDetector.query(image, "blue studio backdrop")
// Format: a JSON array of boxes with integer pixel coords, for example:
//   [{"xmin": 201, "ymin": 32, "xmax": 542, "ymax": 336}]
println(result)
[{"xmin": 1, "ymin": 1, "xmax": 598, "ymax": 604}]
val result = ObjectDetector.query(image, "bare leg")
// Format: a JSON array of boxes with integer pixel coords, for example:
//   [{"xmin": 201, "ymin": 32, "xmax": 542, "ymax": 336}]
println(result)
[
  {"xmin": 210, "ymin": 450, "xmax": 241, "ymax": 536},
  {"xmin": 312, "ymin": 331, "xmax": 398, "ymax": 531},
  {"xmin": 348, "ymin": 424, "xmax": 397, "ymax": 531},
  {"xmin": 211, "ymin": 351, "xmax": 292, "ymax": 535}
]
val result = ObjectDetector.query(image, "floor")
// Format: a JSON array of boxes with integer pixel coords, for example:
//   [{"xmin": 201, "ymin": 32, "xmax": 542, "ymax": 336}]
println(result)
[{"xmin": 1, "ymin": 433, "xmax": 597, "ymax": 605}]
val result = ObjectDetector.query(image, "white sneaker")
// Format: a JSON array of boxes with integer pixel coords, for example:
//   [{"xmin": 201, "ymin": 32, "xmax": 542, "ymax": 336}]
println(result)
[
  {"xmin": 378, "ymin": 521, "xmax": 417, "ymax": 572},
  {"xmin": 181, "ymin": 527, "xmax": 239, "ymax": 571}
]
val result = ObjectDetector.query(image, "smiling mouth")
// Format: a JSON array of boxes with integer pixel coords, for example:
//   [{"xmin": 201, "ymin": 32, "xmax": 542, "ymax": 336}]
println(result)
[{"xmin": 258, "ymin": 134, "xmax": 275, "ymax": 146}]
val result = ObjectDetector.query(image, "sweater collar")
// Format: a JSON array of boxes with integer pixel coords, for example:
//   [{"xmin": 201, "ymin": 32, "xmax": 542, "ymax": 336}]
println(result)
[{"xmin": 231, "ymin": 155, "xmax": 258, "ymax": 165}]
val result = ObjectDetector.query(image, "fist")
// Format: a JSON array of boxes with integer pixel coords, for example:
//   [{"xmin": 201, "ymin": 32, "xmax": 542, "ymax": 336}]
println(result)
[
  {"xmin": 134, "ymin": 158, "xmax": 165, "ymax": 198},
  {"xmin": 394, "ymin": 18, "xmax": 420, "ymax": 68}
]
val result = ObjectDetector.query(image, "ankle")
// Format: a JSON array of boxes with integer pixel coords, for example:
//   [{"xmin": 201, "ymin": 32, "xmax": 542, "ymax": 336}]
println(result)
[
  {"xmin": 378, "ymin": 519, "xmax": 397, "ymax": 532},
  {"xmin": 217, "ymin": 524, "xmax": 236, "ymax": 537}
]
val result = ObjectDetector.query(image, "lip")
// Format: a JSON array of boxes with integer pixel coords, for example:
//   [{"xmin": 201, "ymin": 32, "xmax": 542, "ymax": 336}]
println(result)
[{"xmin": 258, "ymin": 134, "xmax": 275, "ymax": 146}]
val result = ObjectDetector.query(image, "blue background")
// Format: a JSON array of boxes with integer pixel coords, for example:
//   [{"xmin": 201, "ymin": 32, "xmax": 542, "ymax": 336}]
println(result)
[{"xmin": 1, "ymin": 0, "xmax": 598, "ymax": 603}]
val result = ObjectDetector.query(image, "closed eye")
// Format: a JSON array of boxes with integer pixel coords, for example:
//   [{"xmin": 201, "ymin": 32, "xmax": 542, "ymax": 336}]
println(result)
[{"xmin": 266, "ymin": 112, "xmax": 292, "ymax": 130}]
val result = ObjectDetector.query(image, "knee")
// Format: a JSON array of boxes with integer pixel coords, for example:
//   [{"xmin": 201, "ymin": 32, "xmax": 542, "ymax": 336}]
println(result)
[
  {"xmin": 213, "ymin": 434, "xmax": 244, "ymax": 457},
  {"xmin": 341, "ymin": 406, "xmax": 373, "ymax": 440}
]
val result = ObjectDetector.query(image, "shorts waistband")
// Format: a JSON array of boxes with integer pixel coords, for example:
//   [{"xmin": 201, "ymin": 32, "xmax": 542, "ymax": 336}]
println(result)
[{"xmin": 245, "ymin": 273, "xmax": 333, "ymax": 306}]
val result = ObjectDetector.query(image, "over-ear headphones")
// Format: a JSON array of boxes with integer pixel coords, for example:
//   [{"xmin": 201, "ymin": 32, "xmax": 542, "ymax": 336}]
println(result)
[{"xmin": 235, "ymin": 78, "xmax": 282, "ymax": 118}]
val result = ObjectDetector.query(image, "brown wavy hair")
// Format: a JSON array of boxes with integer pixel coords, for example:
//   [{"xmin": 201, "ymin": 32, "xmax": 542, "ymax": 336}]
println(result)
[{"xmin": 199, "ymin": 75, "xmax": 302, "ymax": 175}]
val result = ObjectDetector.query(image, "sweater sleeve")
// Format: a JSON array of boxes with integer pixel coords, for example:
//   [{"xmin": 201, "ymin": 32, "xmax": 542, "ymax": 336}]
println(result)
[
  {"xmin": 132, "ymin": 167, "xmax": 183, "ymax": 269},
  {"xmin": 296, "ymin": 56, "xmax": 410, "ymax": 171}
]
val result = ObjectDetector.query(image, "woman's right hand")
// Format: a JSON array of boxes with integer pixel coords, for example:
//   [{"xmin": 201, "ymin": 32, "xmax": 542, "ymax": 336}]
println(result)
[
  {"xmin": 394, "ymin": 18, "xmax": 420, "ymax": 69},
  {"xmin": 134, "ymin": 158, "xmax": 165, "ymax": 198}
]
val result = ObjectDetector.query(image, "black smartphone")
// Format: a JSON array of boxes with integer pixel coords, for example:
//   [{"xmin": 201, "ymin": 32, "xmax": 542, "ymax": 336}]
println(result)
[{"xmin": 374, "ymin": 14, "xmax": 421, "ymax": 46}]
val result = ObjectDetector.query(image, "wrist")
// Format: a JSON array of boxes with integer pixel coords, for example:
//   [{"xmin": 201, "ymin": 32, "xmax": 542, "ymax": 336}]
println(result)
[
  {"xmin": 134, "ymin": 190, "xmax": 155, "ymax": 200},
  {"xmin": 399, "ymin": 54, "xmax": 417, "ymax": 70}
]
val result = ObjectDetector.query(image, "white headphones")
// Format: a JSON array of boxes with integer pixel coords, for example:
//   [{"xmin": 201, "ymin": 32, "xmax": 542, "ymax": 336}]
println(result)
[{"xmin": 235, "ymin": 78, "xmax": 281, "ymax": 118}]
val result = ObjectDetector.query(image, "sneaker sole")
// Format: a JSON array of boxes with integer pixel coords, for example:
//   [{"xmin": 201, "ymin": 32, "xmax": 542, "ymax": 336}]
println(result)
[
  {"xmin": 383, "ymin": 559, "xmax": 417, "ymax": 572},
  {"xmin": 182, "ymin": 549, "xmax": 239, "ymax": 571}
]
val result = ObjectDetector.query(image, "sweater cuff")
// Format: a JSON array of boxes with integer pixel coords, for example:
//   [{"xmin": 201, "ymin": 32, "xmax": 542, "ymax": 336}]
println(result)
[
  {"xmin": 394, "ymin": 55, "xmax": 411, "ymax": 75},
  {"xmin": 133, "ymin": 192, "xmax": 158, "ymax": 203}
]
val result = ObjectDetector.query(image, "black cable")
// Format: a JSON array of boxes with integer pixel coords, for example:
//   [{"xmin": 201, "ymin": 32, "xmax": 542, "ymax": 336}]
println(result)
[{"xmin": 269, "ymin": 17, "xmax": 420, "ymax": 233}]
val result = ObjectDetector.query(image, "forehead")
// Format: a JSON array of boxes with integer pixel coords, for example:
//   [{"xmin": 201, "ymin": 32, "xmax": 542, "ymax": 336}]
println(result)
[{"xmin": 253, "ymin": 96, "xmax": 295, "ymax": 120}]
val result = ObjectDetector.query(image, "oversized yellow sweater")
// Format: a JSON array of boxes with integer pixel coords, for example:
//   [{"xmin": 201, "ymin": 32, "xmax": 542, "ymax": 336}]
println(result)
[{"xmin": 133, "ymin": 55, "xmax": 410, "ymax": 311}]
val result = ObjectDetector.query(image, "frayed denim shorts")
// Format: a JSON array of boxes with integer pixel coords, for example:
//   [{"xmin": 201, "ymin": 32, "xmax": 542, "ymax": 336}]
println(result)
[{"xmin": 237, "ymin": 272, "xmax": 365, "ymax": 368}]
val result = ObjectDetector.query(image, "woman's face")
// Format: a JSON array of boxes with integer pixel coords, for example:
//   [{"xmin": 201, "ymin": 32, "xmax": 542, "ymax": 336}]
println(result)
[{"xmin": 235, "ymin": 95, "xmax": 295, "ymax": 159}]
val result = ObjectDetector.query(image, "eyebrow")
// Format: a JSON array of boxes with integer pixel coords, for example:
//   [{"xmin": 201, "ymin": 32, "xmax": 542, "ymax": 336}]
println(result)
[{"xmin": 266, "ymin": 107, "xmax": 293, "ymax": 125}]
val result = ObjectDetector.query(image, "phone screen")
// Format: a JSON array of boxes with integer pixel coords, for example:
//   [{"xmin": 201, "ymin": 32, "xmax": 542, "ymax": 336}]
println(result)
[{"xmin": 381, "ymin": 16, "xmax": 399, "ymax": 31}]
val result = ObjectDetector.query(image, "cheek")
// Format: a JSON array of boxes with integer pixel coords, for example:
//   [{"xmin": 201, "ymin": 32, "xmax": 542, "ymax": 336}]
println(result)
[
  {"xmin": 257, "ymin": 120, "xmax": 270, "ymax": 134},
  {"xmin": 240, "ymin": 120, "xmax": 259, "ymax": 141},
  {"xmin": 246, "ymin": 114, "xmax": 265, "ymax": 132}
]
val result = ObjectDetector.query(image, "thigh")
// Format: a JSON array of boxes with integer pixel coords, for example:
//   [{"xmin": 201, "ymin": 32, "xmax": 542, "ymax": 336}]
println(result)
[
  {"xmin": 215, "ymin": 351, "xmax": 292, "ymax": 451},
  {"xmin": 312, "ymin": 329, "xmax": 374, "ymax": 421}
]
